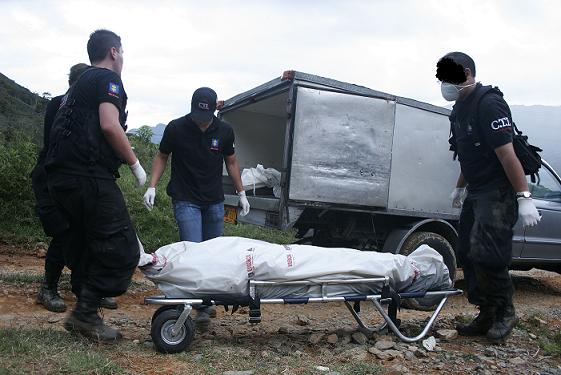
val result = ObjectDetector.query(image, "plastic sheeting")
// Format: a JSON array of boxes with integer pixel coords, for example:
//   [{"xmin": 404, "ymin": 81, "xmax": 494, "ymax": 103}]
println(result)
[
  {"xmin": 241, "ymin": 164, "xmax": 282, "ymax": 198},
  {"xmin": 139, "ymin": 236, "xmax": 452, "ymax": 299}
]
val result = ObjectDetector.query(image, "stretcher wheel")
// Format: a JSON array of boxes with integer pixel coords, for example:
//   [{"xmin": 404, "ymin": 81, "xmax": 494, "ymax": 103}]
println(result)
[{"xmin": 151, "ymin": 307, "xmax": 195, "ymax": 353}]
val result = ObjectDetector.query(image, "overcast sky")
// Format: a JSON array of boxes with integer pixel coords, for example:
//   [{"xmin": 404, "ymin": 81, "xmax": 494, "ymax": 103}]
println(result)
[{"xmin": 1, "ymin": 0, "xmax": 560, "ymax": 128}]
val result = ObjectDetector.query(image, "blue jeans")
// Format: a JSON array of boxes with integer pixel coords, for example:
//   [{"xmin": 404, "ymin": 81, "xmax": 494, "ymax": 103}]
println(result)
[{"xmin": 173, "ymin": 200, "xmax": 224, "ymax": 242}]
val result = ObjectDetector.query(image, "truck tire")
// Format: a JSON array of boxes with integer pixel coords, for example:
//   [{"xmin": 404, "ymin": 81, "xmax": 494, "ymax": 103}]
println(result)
[{"xmin": 399, "ymin": 231, "xmax": 457, "ymax": 311}]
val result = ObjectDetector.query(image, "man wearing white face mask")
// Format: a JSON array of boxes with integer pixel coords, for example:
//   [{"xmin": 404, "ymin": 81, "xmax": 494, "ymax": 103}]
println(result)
[{"xmin": 436, "ymin": 52, "xmax": 540, "ymax": 344}]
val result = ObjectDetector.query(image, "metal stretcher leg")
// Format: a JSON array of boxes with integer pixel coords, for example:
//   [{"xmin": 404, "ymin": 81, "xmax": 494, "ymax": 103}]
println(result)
[
  {"xmin": 371, "ymin": 296, "xmax": 450, "ymax": 343},
  {"xmin": 346, "ymin": 296, "xmax": 452, "ymax": 342},
  {"xmin": 345, "ymin": 301, "xmax": 369, "ymax": 334},
  {"xmin": 344, "ymin": 301, "xmax": 386, "ymax": 335},
  {"xmin": 172, "ymin": 304, "xmax": 193, "ymax": 336}
]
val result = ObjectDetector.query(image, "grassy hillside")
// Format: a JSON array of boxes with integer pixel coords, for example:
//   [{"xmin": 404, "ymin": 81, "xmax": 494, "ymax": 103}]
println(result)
[
  {"xmin": 0, "ymin": 72, "xmax": 47, "ymax": 244},
  {"xmin": 0, "ymin": 71, "xmax": 295, "ymax": 250},
  {"xmin": 0, "ymin": 72, "xmax": 47, "ymax": 144}
]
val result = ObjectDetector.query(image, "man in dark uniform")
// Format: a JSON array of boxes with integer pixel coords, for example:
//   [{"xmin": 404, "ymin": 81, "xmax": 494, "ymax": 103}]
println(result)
[
  {"xmin": 32, "ymin": 63, "xmax": 118, "ymax": 312},
  {"xmin": 142, "ymin": 87, "xmax": 250, "ymax": 329},
  {"xmin": 45, "ymin": 29, "xmax": 146, "ymax": 342},
  {"xmin": 436, "ymin": 52, "xmax": 540, "ymax": 343}
]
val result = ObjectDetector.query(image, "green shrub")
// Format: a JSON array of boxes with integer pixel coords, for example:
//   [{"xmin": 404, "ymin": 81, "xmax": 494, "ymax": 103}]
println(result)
[
  {"xmin": 0, "ymin": 134, "xmax": 43, "ymax": 242},
  {"xmin": 128, "ymin": 128, "xmax": 158, "ymax": 173},
  {"xmin": 0, "ymin": 135, "xmax": 37, "ymax": 201},
  {"xmin": 0, "ymin": 136, "xmax": 295, "ymax": 250}
]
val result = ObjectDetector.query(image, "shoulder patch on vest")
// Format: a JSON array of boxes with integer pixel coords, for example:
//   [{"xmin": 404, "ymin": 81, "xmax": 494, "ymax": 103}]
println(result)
[{"xmin": 108, "ymin": 82, "xmax": 120, "ymax": 98}]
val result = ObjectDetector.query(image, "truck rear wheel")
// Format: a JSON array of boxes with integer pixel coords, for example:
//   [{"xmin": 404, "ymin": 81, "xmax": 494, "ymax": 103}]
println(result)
[{"xmin": 399, "ymin": 231, "xmax": 457, "ymax": 311}]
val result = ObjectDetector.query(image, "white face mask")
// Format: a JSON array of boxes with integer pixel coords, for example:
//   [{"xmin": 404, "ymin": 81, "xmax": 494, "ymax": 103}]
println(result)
[{"xmin": 440, "ymin": 82, "xmax": 476, "ymax": 101}]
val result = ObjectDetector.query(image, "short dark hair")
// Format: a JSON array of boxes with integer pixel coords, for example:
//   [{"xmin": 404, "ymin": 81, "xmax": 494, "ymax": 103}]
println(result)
[
  {"xmin": 68, "ymin": 63, "xmax": 90, "ymax": 85},
  {"xmin": 436, "ymin": 52, "xmax": 476, "ymax": 84},
  {"xmin": 87, "ymin": 29, "xmax": 121, "ymax": 64}
]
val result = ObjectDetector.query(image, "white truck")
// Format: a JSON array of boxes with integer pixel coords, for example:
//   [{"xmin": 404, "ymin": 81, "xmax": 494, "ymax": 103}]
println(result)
[{"xmin": 219, "ymin": 71, "xmax": 561, "ymax": 293}]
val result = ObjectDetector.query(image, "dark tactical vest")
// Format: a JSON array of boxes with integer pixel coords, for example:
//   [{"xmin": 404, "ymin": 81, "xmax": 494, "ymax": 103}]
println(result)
[{"xmin": 46, "ymin": 70, "xmax": 127, "ymax": 179}]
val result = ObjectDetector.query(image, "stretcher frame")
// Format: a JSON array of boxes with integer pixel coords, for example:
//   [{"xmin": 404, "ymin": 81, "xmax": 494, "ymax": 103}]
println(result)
[{"xmin": 144, "ymin": 276, "xmax": 462, "ymax": 353}]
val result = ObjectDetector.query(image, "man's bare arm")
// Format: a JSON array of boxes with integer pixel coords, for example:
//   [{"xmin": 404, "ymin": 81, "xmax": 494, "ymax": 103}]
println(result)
[
  {"xmin": 455, "ymin": 172, "xmax": 466, "ymax": 188},
  {"xmin": 494, "ymin": 142, "xmax": 529, "ymax": 192},
  {"xmin": 148, "ymin": 151, "xmax": 169, "ymax": 188},
  {"xmin": 225, "ymin": 154, "xmax": 244, "ymax": 193},
  {"xmin": 99, "ymin": 102, "xmax": 137, "ymax": 165}
]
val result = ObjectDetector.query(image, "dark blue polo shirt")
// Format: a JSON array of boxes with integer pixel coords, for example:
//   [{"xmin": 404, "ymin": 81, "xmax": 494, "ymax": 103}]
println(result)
[{"xmin": 159, "ymin": 115, "xmax": 235, "ymax": 204}]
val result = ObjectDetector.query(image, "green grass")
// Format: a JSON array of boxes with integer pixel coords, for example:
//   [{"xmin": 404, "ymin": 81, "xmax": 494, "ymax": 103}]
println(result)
[
  {"xmin": 0, "ymin": 329, "xmax": 123, "ymax": 374},
  {"xmin": 0, "ymin": 329, "xmax": 385, "ymax": 375},
  {"xmin": 174, "ymin": 343, "xmax": 383, "ymax": 375},
  {"xmin": 0, "ymin": 197, "xmax": 44, "ymax": 246},
  {"xmin": 335, "ymin": 362, "xmax": 383, "ymax": 375},
  {"xmin": 518, "ymin": 312, "xmax": 561, "ymax": 357},
  {"xmin": 542, "ymin": 332, "xmax": 561, "ymax": 356},
  {"xmin": 224, "ymin": 222, "xmax": 296, "ymax": 244},
  {"xmin": 0, "ymin": 271, "xmax": 151, "ymax": 293},
  {"xmin": 0, "ymin": 153, "xmax": 295, "ymax": 252},
  {"xmin": 0, "ymin": 272, "xmax": 47, "ymax": 284}
]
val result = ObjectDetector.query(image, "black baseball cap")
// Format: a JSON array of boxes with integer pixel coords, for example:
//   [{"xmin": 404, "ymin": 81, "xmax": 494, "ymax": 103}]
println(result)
[
  {"xmin": 190, "ymin": 87, "xmax": 217, "ymax": 123},
  {"xmin": 436, "ymin": 52, "xmax": 476, "ymax": 84}
]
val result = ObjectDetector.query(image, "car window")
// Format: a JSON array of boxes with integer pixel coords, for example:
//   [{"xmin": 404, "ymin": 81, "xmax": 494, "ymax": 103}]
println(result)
[{"xmin": 528, "ymin": 168, "xmax": 561, "ymax": 202}]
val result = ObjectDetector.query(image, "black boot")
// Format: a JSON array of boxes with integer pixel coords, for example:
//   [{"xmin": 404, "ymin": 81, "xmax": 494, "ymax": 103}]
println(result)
[
  {"xmin": 456, "ymin": 306, "xmax": 495, "ymax": 336},
  {"xmin": 487, "ymin": 305, "xmax": 518, "ymax": 344},
  {"xmin": 194, "ymin": 306, "xmax": 215, "ymax": 332},
  {"xmin": 38, "ymin": 259, "xmax": 66, "ymax": 312},
  {"xmin": 64, "ymin": 288, "xmax": 122, "ymax": 343},
  {"xmin": 100, "ymin": 297, "xmax": 118, "ymax": 310},
  {"xmin": 37, "ymin": 282, "xmax": 66, "ymax": 312}
]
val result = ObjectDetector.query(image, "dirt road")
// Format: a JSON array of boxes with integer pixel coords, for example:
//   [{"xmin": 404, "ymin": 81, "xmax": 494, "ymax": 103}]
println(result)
[{"xmin": 1, "ymin": 244, "xmax": 560, "ymax": 374}]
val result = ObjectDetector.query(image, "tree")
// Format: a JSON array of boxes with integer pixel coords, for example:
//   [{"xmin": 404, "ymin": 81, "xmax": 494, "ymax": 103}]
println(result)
[{"xmin": 136, "ymin": 125, "xmax": 153, "ymax": 145}]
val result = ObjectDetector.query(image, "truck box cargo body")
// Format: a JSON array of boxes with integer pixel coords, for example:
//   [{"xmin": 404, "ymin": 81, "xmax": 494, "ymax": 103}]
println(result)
[
  {"xmin": 220, "ymin": 71, "xmax": 459, "ymax": 216},
  {"xmin": 219, "ymin": 71, "xmax": 459, "ymax": 275},
  {"xmin": 219, "ymin": 71, "xmax": 561, "ymax": 286}
]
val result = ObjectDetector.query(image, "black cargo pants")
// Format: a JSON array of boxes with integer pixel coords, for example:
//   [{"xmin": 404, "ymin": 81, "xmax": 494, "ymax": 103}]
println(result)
[
  {"xmin": 457, "ymin": 183, "xmax": 518, "ymax": 311},
  {"xmin": 47, "ymin": 173, "xmax": 140, "ymax": 298},
  {"xmin": 31, "ymin": 165, "xmax": 68, "ymax": 286}
]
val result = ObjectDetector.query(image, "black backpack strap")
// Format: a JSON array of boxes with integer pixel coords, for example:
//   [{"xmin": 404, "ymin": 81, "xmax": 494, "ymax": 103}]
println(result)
[
  {"xmin": 468, "ymin": 85, "xmax": 498, "ymax": 153},
  {"xmin": 470, "ymin": 87, "xmax": 542, "ymax": 182},
  {"xmin": 448, "ymin": 112, "xmax": 458, "ymax": 160}
]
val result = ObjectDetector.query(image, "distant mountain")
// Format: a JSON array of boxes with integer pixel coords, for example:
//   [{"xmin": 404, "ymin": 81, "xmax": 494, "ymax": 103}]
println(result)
[
  {"xmin": 0, "ymin": 72, "xmax": 47, "ymax": 143},
  {"xmin": 511, "ymin": 105, "xmax": 561, "ymax": 174},
  {"xmin": 127, "ymin": 123, "xmax": 166, "ymax": 144}
]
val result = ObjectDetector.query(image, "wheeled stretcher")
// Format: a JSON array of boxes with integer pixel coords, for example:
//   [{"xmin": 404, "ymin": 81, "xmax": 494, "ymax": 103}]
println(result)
[{"xmin": 139, "ymin": 237, "xmax": 462, "ymax": 353}]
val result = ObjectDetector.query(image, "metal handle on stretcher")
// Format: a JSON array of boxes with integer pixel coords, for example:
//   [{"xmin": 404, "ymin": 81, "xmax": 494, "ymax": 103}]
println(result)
[{"xmin": 345, "ymin": 289, "xmax": 463, "ymax": 343}]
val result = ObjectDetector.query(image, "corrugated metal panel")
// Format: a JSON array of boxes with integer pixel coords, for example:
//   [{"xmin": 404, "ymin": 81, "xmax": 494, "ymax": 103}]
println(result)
[
  {"xmin": 387, "ymin": 103, "xmax": 460, "ymax": 216},
  {"xmin": 289, "ymin": 87, "xmax": 395, "ymax": 207}
]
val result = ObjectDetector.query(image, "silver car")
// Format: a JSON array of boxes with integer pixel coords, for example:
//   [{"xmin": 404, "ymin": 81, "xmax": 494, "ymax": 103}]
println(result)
[{"xmin": 512, "ymin": 160, "xmax": 561, "ymax": 273}]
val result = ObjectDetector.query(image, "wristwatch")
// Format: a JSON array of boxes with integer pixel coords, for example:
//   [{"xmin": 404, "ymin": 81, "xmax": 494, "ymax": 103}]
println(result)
[{"xmin": 516, "ymin": 191, "xmax": 532, "ymax": 199}]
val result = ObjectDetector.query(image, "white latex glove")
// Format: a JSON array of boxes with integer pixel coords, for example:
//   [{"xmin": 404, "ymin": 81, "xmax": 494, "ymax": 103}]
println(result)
[
  {"xmin": 450, "ymin": 187, "xmax": 467, "ymax": 208},
  {"xmin": 129, "ymin": 160, "xmax": 146, "ymax": 186},
  {"xmin": 517, "ymin": 197, "xmax": 541, "ymax": 227},
  {"xmin": 143, "ymin": 187, "xmax": 156, "ymax": 211},
  {"xmin": 238, "ymin": 190, "xmax": 250, "ymax": 217}
]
